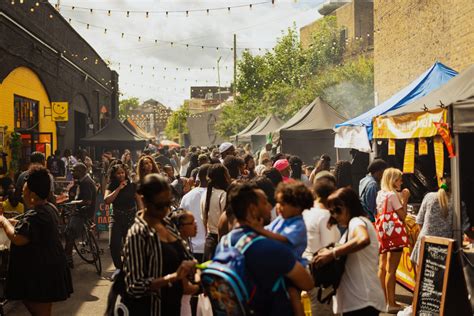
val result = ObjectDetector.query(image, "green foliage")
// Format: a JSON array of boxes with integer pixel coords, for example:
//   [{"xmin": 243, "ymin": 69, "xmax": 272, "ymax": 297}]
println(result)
[
  {"xmin": 165, "ymin": 102, "xmax": 189, "ymax": 140},
  {"xmin": 119, "ymin": 97, "xmax": 140, "ymax": 118},
  {"xmin": 216, "ymin": 16, "xmax": 374, "ymax": 137}
]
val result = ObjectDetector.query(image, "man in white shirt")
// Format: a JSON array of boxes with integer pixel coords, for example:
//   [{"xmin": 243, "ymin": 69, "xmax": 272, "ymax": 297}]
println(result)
[{"xmin": 179, "ymin": 164, "xmax": 210, "ymax": 262}]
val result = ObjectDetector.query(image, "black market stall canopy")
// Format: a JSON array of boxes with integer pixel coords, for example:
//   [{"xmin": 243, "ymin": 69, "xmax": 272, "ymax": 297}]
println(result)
[
  {"xmin": 80, "ymin": 118, "xmax": 148, "ymax": 149},
  {"xmin": 123, "ymin": 118, "xmax": 155, "ymax": 140},
  {"xmin": 276, "ymin": 97, "xmax": 347, "ymax": 164},
  {"xmin": 230, "ymin": 117, "xmax": 261, "ymax": 143},
  {"xmin": 238, "ymin": 114, "xmax": 284, "ymax": 150}
]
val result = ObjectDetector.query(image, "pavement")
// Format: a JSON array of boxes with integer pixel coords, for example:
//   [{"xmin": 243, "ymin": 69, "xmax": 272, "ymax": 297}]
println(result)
[
  {"xmin": 4, "ymin": 234, "xmax": 115, "ymax": 316},
  {"xmin": 3, "ymin": 234, "xmax": 414, "ymax": 316}
]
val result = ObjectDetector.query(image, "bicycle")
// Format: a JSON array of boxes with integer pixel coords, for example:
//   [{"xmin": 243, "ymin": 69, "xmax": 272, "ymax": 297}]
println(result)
[{"xmin": 57, "ymin": 202, "xmax": 102, "ymax": 276}]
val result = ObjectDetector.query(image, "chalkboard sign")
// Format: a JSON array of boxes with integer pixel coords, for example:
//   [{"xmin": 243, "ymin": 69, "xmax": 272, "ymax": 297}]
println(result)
[{"xmin": 413, "ymin": 236, "xmax": 472, "ymax": 316}]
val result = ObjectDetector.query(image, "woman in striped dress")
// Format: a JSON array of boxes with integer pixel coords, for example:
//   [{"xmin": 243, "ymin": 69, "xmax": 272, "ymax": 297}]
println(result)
[{"xmin": 123, "ymin": 174, "xmax": 198, "ymax": 316}]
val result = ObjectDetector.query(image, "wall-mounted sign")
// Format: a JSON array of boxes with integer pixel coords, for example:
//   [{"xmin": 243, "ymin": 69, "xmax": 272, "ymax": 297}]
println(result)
[{"xmin": 51, "ymin": 102, "xmax": 69, "ymax": 121}]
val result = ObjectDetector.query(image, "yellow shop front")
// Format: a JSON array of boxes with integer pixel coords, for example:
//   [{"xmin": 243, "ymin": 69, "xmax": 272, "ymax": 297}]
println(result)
[{"xmin": 0, "ymin": 66, "xmax": 57, "ymax": 173}]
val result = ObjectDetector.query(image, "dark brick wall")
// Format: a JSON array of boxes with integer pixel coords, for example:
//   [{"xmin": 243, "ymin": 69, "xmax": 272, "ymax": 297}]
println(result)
[{"xmin": 0, "ymin": 1, "xmax": 117, "ymax": 151}]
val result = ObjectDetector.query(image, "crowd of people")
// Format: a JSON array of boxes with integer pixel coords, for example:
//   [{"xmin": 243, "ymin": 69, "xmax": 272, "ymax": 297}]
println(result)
[{"xmin": 0, "ymin": 140, "xmax": 468, "ymax": 316}]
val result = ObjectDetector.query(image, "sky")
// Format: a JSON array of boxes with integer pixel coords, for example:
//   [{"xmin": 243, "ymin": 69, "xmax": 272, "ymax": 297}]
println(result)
[{"xmin": 51, "ymin": 0, "xmax": 324, "ymax": 109}]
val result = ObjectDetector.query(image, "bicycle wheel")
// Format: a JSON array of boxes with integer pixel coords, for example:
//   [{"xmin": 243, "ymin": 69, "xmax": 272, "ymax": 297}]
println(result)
[
  {"xmin": 88, "ymin": 232, "xmax": 102, "ymax": 275},
  {"xmin": 73, "ymin": 226, "xmax": 96, "ymax": 264}
]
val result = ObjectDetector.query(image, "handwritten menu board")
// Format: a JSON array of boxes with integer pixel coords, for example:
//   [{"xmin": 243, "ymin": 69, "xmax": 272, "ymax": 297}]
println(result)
[
  {"xmin": 415, "ymin": 239, "xmax": 448, "ymax": 314},
  {"xmin": 413, "ymin": 236, "xmax": 472, "ymax": 316}
]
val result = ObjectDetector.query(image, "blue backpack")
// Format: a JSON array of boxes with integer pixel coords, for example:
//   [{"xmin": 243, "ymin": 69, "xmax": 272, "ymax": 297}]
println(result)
[{"xmin": 201, "ymin": 230, "xmax": 285, "ymax": 316}]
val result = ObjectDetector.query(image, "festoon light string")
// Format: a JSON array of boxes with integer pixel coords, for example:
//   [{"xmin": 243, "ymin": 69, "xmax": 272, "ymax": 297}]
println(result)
[{"xmin": 55, "ymin": 1, "xmax": 275, "ymax": 17}]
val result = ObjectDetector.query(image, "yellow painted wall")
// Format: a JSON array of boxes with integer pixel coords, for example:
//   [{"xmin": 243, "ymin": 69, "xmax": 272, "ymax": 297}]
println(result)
[{"xmin": 0, "ymin": 67, "xmax": 57, "ymax": 167}]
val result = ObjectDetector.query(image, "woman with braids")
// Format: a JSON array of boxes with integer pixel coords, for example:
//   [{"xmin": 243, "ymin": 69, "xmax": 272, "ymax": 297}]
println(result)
[
  {"xmin": 309, "ymin": 154, "xmax": 331, "ymax": 184},
  {"xmin": 105, "ymin": 163, "xmax": 141, "ymax": 270},
  {"xmin": 200, "ymin": 163, "xmax": 231, "ymax": 261},
  {"xmin": 289, "ymin": 155, "xmax": 311, "ymax": 187},
  {"xmin": 0, "ymin": 166, "xmax": 73, "ymax": 315},
  {"xmin": 333, "ymin": 160, "xmax": 353, "ymax": 189}
]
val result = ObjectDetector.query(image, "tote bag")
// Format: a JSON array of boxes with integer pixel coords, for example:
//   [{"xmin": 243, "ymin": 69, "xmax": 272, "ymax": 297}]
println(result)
[{"xmin": 375, "ymin": 197, "xmax": 409, "ymax": 253}]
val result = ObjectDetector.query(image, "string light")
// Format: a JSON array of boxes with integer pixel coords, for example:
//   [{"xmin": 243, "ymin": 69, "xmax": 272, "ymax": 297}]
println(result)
[
  {"xmin": 55, "ymin": 1, "xmax": 272, "ymax": 17},
  {"xmin": 66, "ymin": 18, "xmax": 274, "ymax": 51}
]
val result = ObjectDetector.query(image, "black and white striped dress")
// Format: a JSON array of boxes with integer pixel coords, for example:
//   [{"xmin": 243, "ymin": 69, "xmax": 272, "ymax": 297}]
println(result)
[{"xmin": 123, "ymin": 213, "xmax": 193, "ymax": 316}]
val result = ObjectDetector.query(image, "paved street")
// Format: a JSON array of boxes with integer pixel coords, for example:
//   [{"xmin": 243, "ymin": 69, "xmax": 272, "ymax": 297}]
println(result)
[
  {"xmin": 4, "ymin": 236, "xmax": 114, "ymax": 316},
  {"xmin": 3, "ymin": 233, "xmax": 414, "ymax": 316}
]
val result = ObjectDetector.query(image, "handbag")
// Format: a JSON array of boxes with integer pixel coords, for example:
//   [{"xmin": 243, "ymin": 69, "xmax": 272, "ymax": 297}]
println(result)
[
  {"xmin": 375, "ymin": 196, "xmax": 409, "ymax": 253},
  {"xmin": 310, "ymin": 230, "xmax": 349, "ymax": 304}
]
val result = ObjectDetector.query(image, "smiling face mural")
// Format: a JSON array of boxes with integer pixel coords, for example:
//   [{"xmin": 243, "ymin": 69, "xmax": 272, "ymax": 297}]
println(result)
[{"xmin": 51, "ymin": 102, "xmax": 69, "ymax": 121}]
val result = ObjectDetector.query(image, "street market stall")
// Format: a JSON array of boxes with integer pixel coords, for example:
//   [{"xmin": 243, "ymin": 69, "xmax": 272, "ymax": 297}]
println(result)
[
  {"xmin": 275, "ymin": 97, "xmax": 348, "ymax": 164},
  {"xmin": 230, "ymin": 117, "xmax": 261, "ymax": 144},
  {"xmin": 238, "ymin": 114, "xmax": 284, "ymax": 151},
  {"xmin": 334, "ymin": 62, "xmax": 457, "ymax": 153},
  {"xmin": 123, "ymin": 118, "xmax": 155, "ymax": 140},
  {"xmin": 372, "ymin": 64, "xmax": 474, "ymax": 293},
  {"xmin": 80, "ymin": 118, "xmax": 148, "ymax": 151}
]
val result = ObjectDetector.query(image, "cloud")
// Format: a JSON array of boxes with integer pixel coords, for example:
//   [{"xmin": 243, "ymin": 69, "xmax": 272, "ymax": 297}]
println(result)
[{"xmin": 57, "ymin": 0, "xmax": 324, "ymax": 108}]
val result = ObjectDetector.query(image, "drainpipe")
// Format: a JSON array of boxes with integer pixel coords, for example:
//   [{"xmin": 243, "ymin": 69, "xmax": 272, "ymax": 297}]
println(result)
[{"xmin": 111, "ymin": 71, "xmax": 119, "ymax": 119}]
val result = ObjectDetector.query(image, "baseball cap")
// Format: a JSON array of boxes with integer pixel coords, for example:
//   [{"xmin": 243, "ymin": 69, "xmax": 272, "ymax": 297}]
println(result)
[
  {"xmin": 219, "ymin": 142, "xmax": 233, "ymax": 154},
  {"xmin": 273, "ymin": 159, "xmax": 289, "ymax": 172}
]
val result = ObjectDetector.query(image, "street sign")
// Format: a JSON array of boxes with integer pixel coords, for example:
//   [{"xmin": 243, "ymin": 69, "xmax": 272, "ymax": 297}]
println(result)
[{"xmin": 51, "ymin": 102, "xmax": 69, "ymax": 121}]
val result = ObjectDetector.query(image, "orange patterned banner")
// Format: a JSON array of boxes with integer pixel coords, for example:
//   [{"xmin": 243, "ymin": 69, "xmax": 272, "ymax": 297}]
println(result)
[
  {"xmin": 433, "ymin": 122, "xmax": 455, "ymax": 158},
  {"xmin": 403, "ymin": 139, "xmax": 415, "ymax": 174}
]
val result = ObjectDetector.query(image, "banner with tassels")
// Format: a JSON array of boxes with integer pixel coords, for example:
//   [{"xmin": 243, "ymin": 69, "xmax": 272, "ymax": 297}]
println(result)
[
  {"xmin": 434, "ymin": 136, "xmax": 444, "ymax": 187},
  {"xmin": 403, "ymin": 139, "xmax": 415, "ymax": 174}
]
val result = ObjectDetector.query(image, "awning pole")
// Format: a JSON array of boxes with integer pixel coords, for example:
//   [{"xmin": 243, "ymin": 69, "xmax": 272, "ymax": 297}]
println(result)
[{"xmin": 451, "ymin": 133, "xmax": 462, "ymax": 245}]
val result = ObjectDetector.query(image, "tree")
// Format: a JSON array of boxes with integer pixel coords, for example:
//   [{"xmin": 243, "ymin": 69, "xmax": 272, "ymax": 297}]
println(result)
[
  {"xmin": 216, "ymin": 16, "xmax": 374, "ymax": 137},
  {"xmin": 165, "ymin": 102, "xmax": 189, "ymax": 141},
  {"xmin": 119, "ymin": 97, "xmax": 140, "ymax": 118}
]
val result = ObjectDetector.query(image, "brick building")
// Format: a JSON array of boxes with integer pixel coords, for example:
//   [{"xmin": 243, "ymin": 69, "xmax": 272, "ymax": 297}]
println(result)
[
  {"xmin": 0, "ymin": 1, "xmax": 117, "ymax": 171},
  {"xmin": 127, "ymin": 99, "xmax": 172, "ymax": 139},
  {"xmin": 300, "ymin": 0, "xmax": 374, "ymax": 53},
  {"xmin": 374, "ymin": 0, "xmax": 474, "ymax": 103}
]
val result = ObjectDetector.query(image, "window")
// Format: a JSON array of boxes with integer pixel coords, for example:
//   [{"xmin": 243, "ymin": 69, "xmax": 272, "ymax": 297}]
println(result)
[{"xmin": 14, "ymin": 95, "xmax": 39, "ymax": 131}]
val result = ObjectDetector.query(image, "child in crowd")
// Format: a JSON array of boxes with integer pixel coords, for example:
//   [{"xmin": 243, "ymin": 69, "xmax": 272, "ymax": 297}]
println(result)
[
  {"xmin": 1, "ymin": 184, "xmax": 24, "ymax": 216},
  {"xmin": 254, "ymin": 181, "xmax": 314, "ymax": 316},
  {"xmin": 169, "ymin": 209, "xmax": 198, "ymax": 316}
]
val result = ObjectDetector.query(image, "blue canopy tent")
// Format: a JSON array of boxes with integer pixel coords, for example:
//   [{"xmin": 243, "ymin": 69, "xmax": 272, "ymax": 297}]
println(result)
[{"xmin": 334, "ymin": 62, "xmax": 458, "ymax": 152}]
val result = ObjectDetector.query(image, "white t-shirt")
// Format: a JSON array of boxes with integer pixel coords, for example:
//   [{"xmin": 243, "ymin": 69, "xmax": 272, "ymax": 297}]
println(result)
[
  {"xmin": 302, "ymin": 206, "xmax": 340, "ymax": 262},
  {"xmin": 180, "ymin": 157, "xmax": 190, "ymax": 177},
  {"xmin": 376, "ymin": 190, "xmax": 403, "ymax": 216},
  {"xmin": 332, "ymin": 217, "xmax": 386, "ymax": 314},
  {"xmin": 180, "ymin": 187, "xmax": 207, "ymax": 254},
  {"xmin": 200, "ymin": 188, "xmax": 226, "ymax": 235}
]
